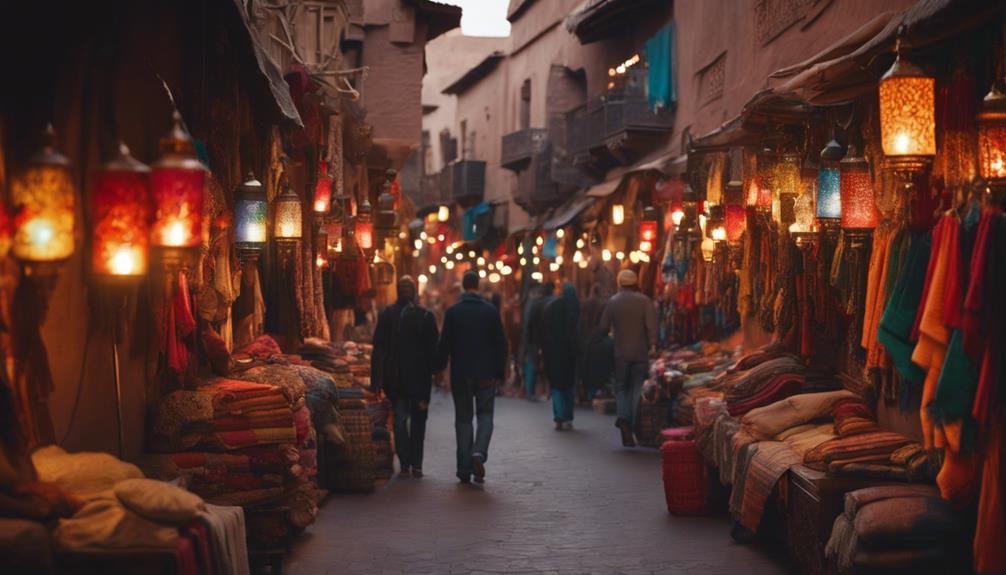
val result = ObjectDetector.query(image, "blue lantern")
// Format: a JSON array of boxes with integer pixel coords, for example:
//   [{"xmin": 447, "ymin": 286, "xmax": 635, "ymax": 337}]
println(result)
[{"xmin": 816, "ymin": 139, "xmax": 843, "ymax": 221}]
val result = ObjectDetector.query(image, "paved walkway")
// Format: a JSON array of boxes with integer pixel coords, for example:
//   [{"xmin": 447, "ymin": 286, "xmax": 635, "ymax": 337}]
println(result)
[{"xmin": 286, "ymin": 393, "xmax": 792, "ymax": 575}]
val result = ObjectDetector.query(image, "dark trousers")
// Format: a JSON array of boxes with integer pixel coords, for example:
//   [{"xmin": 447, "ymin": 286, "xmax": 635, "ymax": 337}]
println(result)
[
  {"xmin": 393, "ymin": 396, "xmax": 428, "ymax": 471},
  {"xmin": 451, "ymin": 379, "xmax": 496, "ymax": 479}
]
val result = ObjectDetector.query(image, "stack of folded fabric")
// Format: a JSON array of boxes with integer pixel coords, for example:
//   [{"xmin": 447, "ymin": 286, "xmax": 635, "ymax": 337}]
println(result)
[
  {"xmin": 825, "ymin": 485, "xmax": 963, "ymax": 574},
  {"xmin": 298, "ymin": 338, "xmax": 350, "ymax": 374}
]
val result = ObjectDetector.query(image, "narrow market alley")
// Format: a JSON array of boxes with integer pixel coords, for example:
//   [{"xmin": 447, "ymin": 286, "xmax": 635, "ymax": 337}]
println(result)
[{"xmin": 286, "ymin": 394, "xmax": 790, "ymax": 575}]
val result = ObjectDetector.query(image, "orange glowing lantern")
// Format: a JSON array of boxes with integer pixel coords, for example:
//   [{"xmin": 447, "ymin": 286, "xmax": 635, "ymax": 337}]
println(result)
[
  {"xmin": 879, "ymin": 43, "xmax": 935, "ymax": 171},
  {"xmin": 91, "ymin": 143, "xmax": 152, "ymax": 280},
  {"xmin": 753, "ymin": 147, "xmax": 775, "ymax": 210},
  {"xmin": 315, "ymin": 227, "xmax": 329, "ymax": 270},
  {"xmin": 313, "ymin": 160, "xmax": 333, "ymax": 214},
  {"xmin": 150, "ymin": 112, "xmax": 207, "ymax": 250},
  {"xmin": 11, "ymin": 125, "xmax": 76, "ymax": 263},
  {"xmin": 638, "ymin": 220, "xmax": 657, "ymax": 253},
  {"xmin": 978, "ymin": 84, "xmax": 1006, "ymax": 188},
  {"xmin": 355, "ymin": 197, "xmax": 374, "ymax": 251},
  {"xmin": 273, "ymin": 180, "xmax": 303, "ymax": 242},
  {"xmin": 839, "ymin": 146, "xmax": 879, "ymax": 231}
]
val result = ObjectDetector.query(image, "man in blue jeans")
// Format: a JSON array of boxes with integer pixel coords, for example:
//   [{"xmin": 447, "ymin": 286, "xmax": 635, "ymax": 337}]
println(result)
[
  {"xmin": 599, "ymin": 269, "xmax": 657, "ymax": 447},
  {"xmin": 438, "ymin": 271, "xmax": 507, "ymax": 483}
]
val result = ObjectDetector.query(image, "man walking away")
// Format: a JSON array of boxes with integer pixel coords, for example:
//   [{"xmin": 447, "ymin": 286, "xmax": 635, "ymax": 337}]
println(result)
[
  {"xmin": 371, "ymin": 276, "xmax": 439, "ymax": 477},
  {"xmin": 599, "ymin": 270, "xmax": 657, "ymax": 447},
  {"xmin": 438, "ymin": 271, "xmax": 507, "ymax": 484},
  {"xmin": 520, "ymin": 281, "xmax": 554, "ymax": 401},
  {"xmin": 578, "ymin": 284, "xmax": 609, "ymax": 402},
  {"xmin": 542, "ymin": 283, "xmax": 580, "ymax": 430}
]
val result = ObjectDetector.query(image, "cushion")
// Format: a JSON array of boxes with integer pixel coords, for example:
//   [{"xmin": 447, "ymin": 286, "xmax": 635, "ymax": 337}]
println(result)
[
  {"xmin": 741, "ymin": 390, "xmax": 856, "ymax": 440},
  {"xmin": 32, "ymin": 446, "xmax": 143, "ymax": 499},
  {"xmin": 55, "ymin": 496, "xmax": 178, "ymax": 550},
  {"xmin": 844, "ymin": 484, "xmax": 940, "ymax": 518},
  {"xmin": 853, "ymin": 496, "xmax": 958, "ymax": 549},
  {"xmin": 114, "ymin": 478, "xmax": 205, "ymax": 526}
]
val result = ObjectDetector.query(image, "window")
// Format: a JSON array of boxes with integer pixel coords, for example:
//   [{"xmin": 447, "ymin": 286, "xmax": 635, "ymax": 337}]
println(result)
[
  {"xmin": 460, "ymin": 119, "xmax": 468, "ymax": 159},
  {"xmin": 519, "ymin": 79, "xmax": 531, "ymax": 130}
]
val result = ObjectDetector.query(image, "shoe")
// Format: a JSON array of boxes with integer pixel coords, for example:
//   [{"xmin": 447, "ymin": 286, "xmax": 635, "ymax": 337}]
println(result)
[
  {"xmin": 411, "ymin": 468, "xmax": 423, "ymax": 478},
  {"xmin": 555, "ymin": 420, "xmax": 563, "ymax": 431},
  {"xmin": 616, "ymin": 418, "xmax": 636, "ymax": 447},
  {"xmin": 399, "ymin": 466, "xmax": 411, "ymax": 478},
  {"xmin": 562, "ymin": 421, "xmax": 574, "ymax": 431},
  {"xmin": 458, "ymin": 475, "xmax": 471, "ymax": 484},
  {"xmin": 472, "ymin": 454, "xmax": 486, "ymax": 483}
]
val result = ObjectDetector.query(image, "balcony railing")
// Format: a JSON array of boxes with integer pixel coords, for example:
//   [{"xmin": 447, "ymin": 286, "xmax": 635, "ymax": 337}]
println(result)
[
  {"xmin": 513, "ymin": 146, "xmax": 562, "ymax": 213},
  {"xmin": 501, "ymin": 127, "xmax": 548, "ymax": 171},
  {"xmin": 417, "ymin": 170, "xmax": 445, "ymax": 208},
  {"xmin": 447, "ymin": 159, "xmax": 486, "ymax": 207},
  {"xmin": 603, "ymin": 68, "xmax": 673, "ymax": 137}
]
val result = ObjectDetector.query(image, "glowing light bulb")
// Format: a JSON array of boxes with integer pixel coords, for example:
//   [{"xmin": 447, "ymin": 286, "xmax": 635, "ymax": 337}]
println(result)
[
  {"xmin": 556, "ymin": 228, "xmax": 565, "ymax": 239},
  {"xmin": 437, "ymin": 234, "xmax": 445, "ymax": 242},
  {"xmin": 165, "ymin": 220, "xmax": 189, "ymax": 246},
  {"xmin": 247, "ymin": 223, "xmax": 266, "ymax": 243},
  {"xmin": 427, "ymin": 237, "xmax": 436, "ymax": 245},
  {"xmin": 477, "ymin": 257, "xmax": 485, "ymax": 266},
  {"xmin": 629, "ymin": 251, "xmax": 640, "ymax": 264},
  {"xmin": 611, "ymin": 204, "xmax": 625, "ymax": 225},
  {"xmin": 316, "ymin": 255, "xmax": 328, "ymax": 269},
  {"xmin": 489, "ymin": 272, "xmax": 501, "ymax": 283},
  {"xmin": 520, "ymin": 257, "xmax": 527, "ymax": 266},
  {"xmin": 616, "ymin": 251, "xmax": 625, "ymax": 260},
  {"xmin": 420, "ymin": 231, "xmax": 428, "ymax": 240},
  {"xmin": 517, "ymin": 244, "xmax": 524, "ymax": 255},
  {"xmin": 671, "ymin": 210, "xmax": 684, "ymax": 226},
  {"xmin": 27, "ymin": 219, "xmax": 55, "ymax": 247},
  {"xmin": 712, "ymin": 227, "xmax": 727, "ymax": 241},
  {"xmin": 576, "ymin": 238, "xmax": 585, "ymax": 249},
  {"xmin": 535, "ymin": 236, "xmax": 543, "ymax": 246},
  {"xmin": 445, "ymin": 260, "xmax": 455, "ymax": 270},
  {"xmin": 639, "ymin": 240, "xmax": 652, "ymax": 253},
  {"xmin": 414, "ymin": 239, "xmax": 423, "ymax": 250},
  {"xmin": 533, "ymin": 256, "xmax": 540, "ymax": 265},
  {"xmin": 894, "ymin": 133, "xmax": 911, "ymax": 154},
  {"xmin": 418, "ymin": 274, "xmax": 428, "ymax": 284},
  {"xmin": 602, "ymin": 249, "xmax": 612, "ymax": 261},
  {"xmin": 531, "ymin": 271, "xmax": 543, "ymax": 281},
  {"xmin": 468, "ymin": 250, "xmax": 476, "ymax": 258},
  {"xmin": 412, "ymin": 250, "xmax": 419, "ymax": 257},
  {"xmin": 456, "ymin": 253, "xmax": 463, "ymax": 260},
  {"xmin": 110, "ymin": 246, "xmax": 138, "ymax": 275},
  {"xmin": 478, "ymin": 269, "xmax": 487, "ymax": 278},
  {"xmin": 488, "ymin": 263, "xmax": 495, "ymax": 270},
  {"xmin": 437, "ymin": 205, "xmax": 450, "ymax": 222},
  {"xmin": 441, "ymin": 256, "xmax": 448, "ymax": 264},
  {"xmin": 429, "ymin": 265, "xmax": 437, "ymax": 274},
  {"xmin": 446, "ymin": 245, "xmax": 454, "ymax": 254},
  {"xmin": 549, "ymin": 262, "xmax": 560, "ymax": 272},
  {"xmin": 573, "ymin": 250, "xmax": 583, "ymax": 263},
  {"xmin": 577, "ymin": 259, "xmax": 588, "ymax": 269},
  {"xmin": 555, "ymin": 255, "xmax": 563, "ymax": 266}
]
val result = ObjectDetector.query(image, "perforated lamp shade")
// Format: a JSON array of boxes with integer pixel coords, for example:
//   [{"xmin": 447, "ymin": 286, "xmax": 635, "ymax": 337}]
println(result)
[
  {"xmin": 273, "ymin": 186, "xmax": 303, "ymax": 241},
  {"xmin": 234, "ymin": 173, "xmax": 267, "ymax": 252},
  {"xmin": 91, "ymin": 143, "xmax": 152, "ymax": 278},
  {"xmin": 839, "ymin": 147, "xmax": 878, "ymax": 230},
  {"xmin": 817, "ymin": 139, "xmax": 843, "ymax": 220},
  {"xmin": 753, "ymin": 148, "xmax": 775, "ymax": 209},
  {"xmin": 879, "ymin": 54, "xmax": 935, "ymax": 160},
  {"xmin": 11, "ymin": 125, "xmax": 76, "ymax": 262},
  {"xmin": 150, "ymin": 112, "xmax": 207, "ymax": 249},
  {"xmin": 313, "ymin": 160, "xmax": 333, "ymax": 214},
  {"xmin": 978, "ymin": 85, "xmax": 1006, "ymax": 185},
  {"xmin": 355, "ymin": 197, "xmax": 374, "ymax": 250},
  {"xmin": 774, "ymin": 153, "xmax": 802, "ymax": 197}
]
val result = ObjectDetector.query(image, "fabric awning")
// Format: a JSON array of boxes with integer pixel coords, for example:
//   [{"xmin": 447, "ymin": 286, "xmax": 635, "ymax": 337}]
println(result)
[
  {"xmin": 229, "ymin": 0, "xmax": 302, "ymax": 127},
  {"xmin": 542, "ymin": 194, "xmax": 595, "ymax": 230},
  {"xmin": 586, "ymin": 168, "xmax": 628, "ymax": 198}
]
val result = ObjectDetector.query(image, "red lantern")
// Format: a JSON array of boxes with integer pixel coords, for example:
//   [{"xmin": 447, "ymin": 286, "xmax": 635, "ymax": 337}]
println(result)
[
  {"xmin": 978, "ymin": 85, "xmax": 1006, "ymax": 187},
  {"xmin": 313, "ymin": 160, "xmax": 333, "ymax": 214},
  {"xmin": 839, "ymin": 146, "xmax": 879, "ymax": 230},
  {"xmin": 638, "ymin": 220, "xmax": 657, "ymax": 253},
  {"xmin": 150, "ymin": 111, "xmax": 206, "ymax": 249},
  {"xmin": 91, "ymin": 143, "xmax": 152, "ymax": 279},
  {"xmin": 355, "ymin": 196, "xmax": 374, "ymax": 250},
  {"xmin": 724, "ymin": 205, "xmax": 746, "ymax": 243}
]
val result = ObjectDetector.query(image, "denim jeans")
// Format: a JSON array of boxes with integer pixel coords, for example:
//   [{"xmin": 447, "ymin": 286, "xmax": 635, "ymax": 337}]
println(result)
[
  {"xmin": 614, "ymin": 359, "xmax": 648, "ymax": 427},
  {"xmin": 393, "ymin": 396, "xmax": 428, "ymax": 471},
  {"xmin": 523, "ymin": 357, "xmax": 537, "ymax": 398},
  {"xmin": 451, "ymin": 379, "xmax": 496, "ymax": 479},
  {"xmin": 551, "ymin": 387, "xmax": 574, "ymax": 422}
]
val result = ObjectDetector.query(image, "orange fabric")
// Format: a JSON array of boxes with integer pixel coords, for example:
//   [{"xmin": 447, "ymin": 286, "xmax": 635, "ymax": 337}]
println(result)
[
  {"xmin": 913, "ymin": 221, "xmax": 953, "ymax": 450},
  {"xmin": 936, "ymin": 443, "xmax": 982, "ymax": 506},
  {"xmin": 975, "ymin": 424, "xmax": 1005, "ymax": 575},
  {"xmin": 863, "ymin": 226, "xmax": 893, "ymax": 368}
]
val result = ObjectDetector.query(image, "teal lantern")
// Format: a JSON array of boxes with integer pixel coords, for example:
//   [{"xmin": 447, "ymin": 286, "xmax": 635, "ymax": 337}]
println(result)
[{"xmin": 816, "ymin": 139, "xmax": 843, "ymax": 221}]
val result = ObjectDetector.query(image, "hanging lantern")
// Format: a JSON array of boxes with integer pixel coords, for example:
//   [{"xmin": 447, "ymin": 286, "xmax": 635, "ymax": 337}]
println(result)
[
  {"xmin": 375, "ymin": 170, "xmax": 398, "ymax": 245},
  {"xmin": 774, "ymin": 152, "xmax": 802, "ymax": 196},
  {"xmin": 722, "ymin": 177, "xmax": 746, "ymax": 243},
  {"xmin": 325, "ymin": 220, "xmax": 343, "ymax": 258},
  {"xmin": 878, "ymin": 43, "xmax": 935, "ymax": 172},
  {"xmin": 700, "ymin": 237, "xmax": 715, "ymax": 262},
  {"xmin": 790, "ymin": 194, "xmax": 815, "ymax": 233},
  {"xmin": 817, "ymin": 139, "xmax": 843, "ymax": 221},
  {"xmin": 839, "ymin": 146, "xmax": 878, "ymax": 231},
  {"xmin": 273, "ymin": 178, "xmax": 303, "ymax": 242},
  {"xmin": 234, "ymin": 172, "xmax": 267, "ymax": 259},
  {"xmin": 754, "ymin": 147, "xmax": 775, "ymax": 210},
  {"xmin": 91, "ymin": 142, "xmax": 152, "ymax": 280},
  {"xmin": 11, "ymin": 124, "xmax": 76, "ymax": 263},
  {"xmin": 315, "ymin": 226, "xmax": 329, "ymax": 270},
  {"xmin": 355, "ymin": 196, "xmax": 374, "ymax": 251},
  {"xmin": 706, "ymin": 204, "xmax": 726, "ymax": 242},
  {"xmin": 150, "ymin": 111, "xmax": 207, "ymax": 250},
  {"xmin": 611, "ymin": 203, "xmax": 625, "ymax": 226},
  {"xmin": 638, "ymin": 220, "xmax": 657, "ymax": 253},
  {"xmin": 977, "ymin": 84, "xmax": 1006, "ymax": 188},
  {"xmin": 437, "ymin": 204, "xmax": 450, "ymax": 222},
  {"xmin": 313, "ymin": 160, "xmax": 333, "ymax": 214}
]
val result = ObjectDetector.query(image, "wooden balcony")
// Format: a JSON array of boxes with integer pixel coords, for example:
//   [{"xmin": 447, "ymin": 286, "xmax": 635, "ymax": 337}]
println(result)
[
  {"xmin": 513, "ymin": 146, "xmax": 563, "ymax": 214},
  {"xmin": 500, "ymin": 128, "xmax": 548, "ymax": 171},
  {"xmin": 445, "ymin": 159, "xmax": 486, "ymax": 207}
]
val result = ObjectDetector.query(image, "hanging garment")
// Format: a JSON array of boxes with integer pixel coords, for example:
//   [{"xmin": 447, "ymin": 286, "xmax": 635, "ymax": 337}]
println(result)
[
  {"xmin": 644, "ymin": 24, "xmax": 675, "ymax": 110},
  {"xmin": 876, "ymin": 232, "xmax": 930, "ymax": 390}
]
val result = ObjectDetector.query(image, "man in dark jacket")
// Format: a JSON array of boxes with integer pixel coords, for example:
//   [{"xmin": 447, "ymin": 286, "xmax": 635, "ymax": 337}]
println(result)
[
  {"xmin": 371, "ymin": 276, "xmax": 439, "ymax": 477},
  {"xmin": 519, "ymin": 281, "xmax": 554, "ymax": 401},
  {"xmin": 542, "ymin": 283, "xmax": 580, "ymax": 430},
  {"xmin": 437, "ymin": 271, "xmax": 506, "ymax": 484}
]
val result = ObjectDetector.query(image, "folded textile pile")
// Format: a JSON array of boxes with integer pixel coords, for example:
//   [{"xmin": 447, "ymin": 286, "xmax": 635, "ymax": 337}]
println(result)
[
  {"xmin": 825, "ymin": 485, "xmax": 963, "ymax": 574},
  {"xmin": 804, "ymin": 431, "xmax": 935, "ymax": 481},
  {"xmin": 298, "ymin": 337, "xmax": 350, "ymax": 373}
]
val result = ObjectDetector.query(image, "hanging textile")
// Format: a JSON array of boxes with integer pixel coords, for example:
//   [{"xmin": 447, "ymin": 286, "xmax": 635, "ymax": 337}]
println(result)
[{"xmin": 644, "ymin": 24, "xmax": 675, "ymax": 111}]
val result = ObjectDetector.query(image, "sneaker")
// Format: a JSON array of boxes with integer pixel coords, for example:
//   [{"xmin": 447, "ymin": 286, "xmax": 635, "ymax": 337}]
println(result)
[
  {"xmin": 411, "ymin": 468, "xmax": 423, "ymax": 478},
  {"xmin": 562, "ymin": 421, "xmax": 574, "ymax": 431},
  {"xmin": 472, "ymin": 454, "xmax": 486, "ymax": 483}
]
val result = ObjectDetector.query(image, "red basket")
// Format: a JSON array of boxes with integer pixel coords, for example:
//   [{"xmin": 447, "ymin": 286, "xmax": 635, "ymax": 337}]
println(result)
[
  {"xmin": 660, "ymin": 437, "xmax": 708, "ymax": 516},
  {"xmin": 660, "ymin": 426, "xmax": 694, "ymax": 442}
]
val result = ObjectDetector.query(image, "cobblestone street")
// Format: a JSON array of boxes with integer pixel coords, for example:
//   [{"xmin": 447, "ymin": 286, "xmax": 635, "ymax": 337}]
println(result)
[{"xmin": 287, "ymin": 393, "xmax": 791, "ymax": 575}]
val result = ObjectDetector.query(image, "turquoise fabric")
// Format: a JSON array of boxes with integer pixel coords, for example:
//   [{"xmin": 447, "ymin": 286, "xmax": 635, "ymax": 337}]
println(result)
[
  {"xmin": 644, "ymin": 24, "xmax": 675, "ymax": 110},
  {"xmin": 462, "ymin": 202, "xmax": 491, "ymax": 241},
  {"xmin": 931, "ymin": 330, "xmax": 979, "ymax": 452},
  {"xmin": 877, "ymin": 231, "xmax": 930, "ymax": 387}
]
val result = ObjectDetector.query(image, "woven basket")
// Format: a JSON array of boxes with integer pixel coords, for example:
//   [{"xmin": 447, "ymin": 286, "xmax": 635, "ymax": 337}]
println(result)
[
  {"xmin": 636, "ymin": 402, "xmax": 669, "ymax": 447},
  {"xmin": 321, "ymin": 405, "xmax": 376, "ymax": 492},
  {"xmin": 661, "ymin": 437, "xmax": 708, "ymax": 516}
]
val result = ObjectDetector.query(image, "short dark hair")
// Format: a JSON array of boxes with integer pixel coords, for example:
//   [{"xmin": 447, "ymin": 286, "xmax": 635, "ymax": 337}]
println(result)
[
  {"xmin": 462, "ymin": 270, "xmax": 479, "ymax": 291},
  {"xmin": 543, "ymin": 281, "xmax": 556, "ymax": 294}
]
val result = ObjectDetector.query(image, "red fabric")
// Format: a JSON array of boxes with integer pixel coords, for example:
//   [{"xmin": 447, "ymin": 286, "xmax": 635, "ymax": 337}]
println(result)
[
  {"xmin": 174, "ymin": 534, "xmax": 199, "ymax": 575},
  {"xmin": 165, "ymin": 272, "xmax": 197, "ymax": 374},
  {"xmin": 727, "ymin": 375, "xmax": 804, "ymax": 416},
  {"xmin": 235, "ymin": 335, "xmax": 282, "ymax": 359},
  {"xmin": 293, "ymin": 406, "xmax": 311, "ymax": 445},
  {"xmin": 182, "ymin": 522, "xmax": 213, "ymax": 575},
  {"xmin": 941, "ymin": 217, "xmax": 963, "ymax": 329},
  {"xmin": 962, "ymin": 211, "xmax": 995, "ymax": 360}
]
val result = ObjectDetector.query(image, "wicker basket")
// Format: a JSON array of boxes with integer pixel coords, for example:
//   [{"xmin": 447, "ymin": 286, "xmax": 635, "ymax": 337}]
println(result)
[
  {"xmin": 321, "ymin": 403, "xmax": 376, "ymax": 492},
  {"xmin": 636, "ymin": 402, "xmax": 669, "ymax": 447},
  {"xmin": 373, "ymin": 438, "xmax": 394, "ymax": 480}
]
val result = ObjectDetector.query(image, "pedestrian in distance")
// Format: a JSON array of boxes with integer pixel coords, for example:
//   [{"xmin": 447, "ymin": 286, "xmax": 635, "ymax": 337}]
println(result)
[
  {"xmin": 370, "ymin": 276, "xmax": 439, "ymax": 478},
  {"xmin": 437, "ymin": 271, "xmax": 507, "ymax": 484},
  {"xmin": 599, "ymin": 269, "xmax": 657, "ymax": 447},
  {"xmin": 541, "ymin": 283, "xmax": 580, "ymax": 430},
  {"xmin": 519, "ymin": 281, "xmax": 554, "ymax": 401}
]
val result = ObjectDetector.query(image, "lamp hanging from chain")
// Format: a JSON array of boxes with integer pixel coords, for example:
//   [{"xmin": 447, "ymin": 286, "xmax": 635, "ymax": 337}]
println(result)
[
  {"xmin": 234, "ymin": 172, "xmax": 267, "ymax": 262},
  {"xmin": 817, "ymin": 139, "xmax": 843, "ymax": 223},
  {"xmin": 753, "ymin": 147, "xmax": 775, "ymax": 210},
  {"xmin": 150, "ymin": 111, "xmax": 207, "ymax": 260},
  {"xmin": 839, "ymin": 145, "xmax": 878, "ymax": 232},
  {"xmin": 313, "ymin": 160, "xmax": 333, "ymax": 214},
  {"xmin": 355, "ymin": 195, "xmax": 374, "ymax": 251},
  {"xmin": 879, "ymin": 37, "xmax": 935, "ymax": 178},
  {"xmin": 978, "ymin": 83, "xmax": 1006, "ymax": 191},
  {"xmin": 274, "ymin": 176, "xmax": 303, "ymax": 242},
  {"xmin": 91, "ymin": 143, "xmax": 152, "ymax": 281}
]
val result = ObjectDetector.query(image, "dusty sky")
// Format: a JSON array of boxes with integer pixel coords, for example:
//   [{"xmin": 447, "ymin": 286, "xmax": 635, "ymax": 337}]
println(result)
[{"xmin": 441, "ymin": 0, "xmax": 512, "ymax": 37}]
